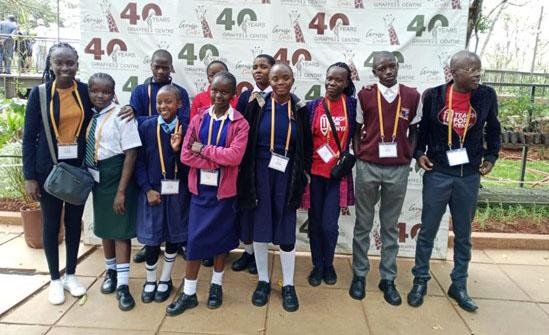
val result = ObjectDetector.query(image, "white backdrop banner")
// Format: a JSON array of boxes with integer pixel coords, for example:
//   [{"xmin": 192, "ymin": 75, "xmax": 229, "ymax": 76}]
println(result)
[{"xmin": 81, "ymin": 0, "xmax": 466, "ymax": 259}]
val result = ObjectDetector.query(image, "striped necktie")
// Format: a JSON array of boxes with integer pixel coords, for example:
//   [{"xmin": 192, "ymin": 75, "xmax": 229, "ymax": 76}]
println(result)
[{"xmin": 85, "ymin": 113, "xmax": 99, "ymax": 167}]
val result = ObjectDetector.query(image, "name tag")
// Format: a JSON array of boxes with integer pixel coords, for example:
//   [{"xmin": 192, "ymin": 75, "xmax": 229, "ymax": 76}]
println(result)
[
  {"xmin": 87, "ymin": 167, "xmax": 100, "ymax": 183},
  {"xmin": 446, "ymin": 148, "xmax": 470, "ymax": 166},
  {"xmin": 316, "ymin": 144, "xmax": 336, "ymax": 163},
  {"xmin": 57, "ymin": 144, "xmax": 78, "ymax": 160},
  {"xmin": 378, "ymin": 142, "xmax": 398, "ymax": 158},
  {"xmin": 161, "ymin": 179, "xmax": 180, "ymax": 195},
  {"xmin": 268, "ymin": 153, "xmax": 290, "ymax": 173},
  {"xmin": 200, "ymin": 169, "xmax": 219, "ymax": 186}
]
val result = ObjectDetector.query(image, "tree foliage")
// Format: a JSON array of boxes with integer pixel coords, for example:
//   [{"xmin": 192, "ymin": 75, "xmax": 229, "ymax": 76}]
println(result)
[{"xmin": 0, "ymin": 0, "xmax": 58, "ymax": 29}]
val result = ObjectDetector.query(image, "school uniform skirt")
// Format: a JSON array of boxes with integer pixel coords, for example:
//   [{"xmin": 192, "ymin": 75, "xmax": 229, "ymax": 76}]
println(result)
[
  {"xmin": 186, "ymin": 184, "xmax": 238, "ymax": 260},
  {"xmin": 249, "ymin": 157, "xmax": 297, "ymax": 245},
  {"xmin": 93, "ymin": 154, "xmax": 138, "ymax": 240},
  {"xmin": 136, "ymin": 181, "xmax": 189, "ymax": 246}
]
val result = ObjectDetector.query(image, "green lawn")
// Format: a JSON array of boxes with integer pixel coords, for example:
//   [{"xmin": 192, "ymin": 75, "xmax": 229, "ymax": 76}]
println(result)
[{"xmin": 483, "ymin": 158, "xmax": 549, "ymax": 188}]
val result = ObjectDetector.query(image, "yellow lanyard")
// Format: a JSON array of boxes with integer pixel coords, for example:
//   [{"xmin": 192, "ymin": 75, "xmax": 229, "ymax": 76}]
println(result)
[
  {"xmin": 86, "ymin": 107, "xmax": 116, "ymax": 163},
  {"xmin": 207, "ymin": 108, "xmax": 229, "ymax": 145},
  {"xmin": 49, "ymin": 80, "xmax": 85, "ymax": 144},
  {"xmin": 147, "ymin": 82, "xmax": 152, "ymax": 117},
  {"xmin": 325, "ymin": 95, "xmax": 348, "ymax": 155},
  {"xmin": 270, "ymin": 96, "xmax": 292, "ymax": 156},
  {"xmin": 447, "ymin": 85, "xmax": 472, "ymax": 148},
  {"xmin": 157, "ymin": 119, "xmax": 180, "ymax": 179},
  {"xmin": 377, "ymin": 85, "xmax": 401, "ymax": 143}
]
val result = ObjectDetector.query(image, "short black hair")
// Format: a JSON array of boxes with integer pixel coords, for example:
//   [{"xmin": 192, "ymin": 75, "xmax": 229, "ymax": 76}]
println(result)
[
  {"xmin": 157, "ymin": 84, "xmax": 182, "ymax": 101},
  {"xmin": 372, "ymin": 51, "xmax": 396, "ymax": 68},
  {"xmin": 450, "ymin": 50, "xmax": 481, "ymax": 69},
  {"xmin": 327, "ymin": 62, "xmax": 356, "ymax": 97},
  {"xmin": 255, "ymin": 54, "xmax": 275, "ymax": 66},
  {"xmin": 151, "ymin": 49, "xmax": 173, "ymax": 63},
  {"xmin": 270, "ymin": 63, "xmax": 293, "ymax": 77},
  {"xmin": 88, "ymin": 72, "xmax": 115, "ymax": 90},
  {"xmin": 206, "ymin": 60, "xmax": 229, "ymax": 72},
  {"xmin": 212, "ymin": 71, "xmax": 237, "ymax": 94}
]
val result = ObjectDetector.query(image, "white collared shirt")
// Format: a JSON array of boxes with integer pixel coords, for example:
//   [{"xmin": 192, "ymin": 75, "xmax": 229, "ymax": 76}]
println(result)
[
  {"xmin": 377, "ymin": 82, "xmax": 399, "ymax": 103},
  {"xmin": 252, "ymin": 84, "xmax": 273, "ymax": 95},
  {"xmin": 90, "ymin": 102, "xmax": 142, "ymax": 161},
  {"xmin": 208, "ymin": 105, "xmax": 235, "ymax": 121}
]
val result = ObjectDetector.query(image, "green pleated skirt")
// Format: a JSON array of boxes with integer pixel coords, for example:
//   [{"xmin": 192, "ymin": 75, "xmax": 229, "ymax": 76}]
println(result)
[{"xmin": 92, "ymin": 154, "xmax": 137, "ymax": 240}]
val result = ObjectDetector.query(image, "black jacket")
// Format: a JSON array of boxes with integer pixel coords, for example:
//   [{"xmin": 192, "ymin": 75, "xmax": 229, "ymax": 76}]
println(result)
[
  {"xmin": 414, "ymin": 82, "xmax": 501, "ymax": 176},
  {"xmin": 237, "ymin": 92, "xmax": 312, "ymax": 210}
]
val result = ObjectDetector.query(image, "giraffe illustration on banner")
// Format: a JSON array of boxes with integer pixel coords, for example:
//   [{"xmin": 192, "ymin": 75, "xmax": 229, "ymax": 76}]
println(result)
[
  {"xmin": 333, "ymin": 20, "xmax": 342, "ymax": 42},
  {"xmin": 452, "ymin": 0, "xmax": 462, "ymax": 9},
  {"xmin": 251, "ymin": 46, "xmax": 263, "ymax": 60},
  {"xmin": 438, "ymin": 51, "xmax": 452, "ymax": 82},
  {"xmin": 241, "ymin": 16, "xmax": 250, "ymax": 38},
  {"xmin": 203, "ymin": 49, "xmax": 215, "ymax": 67},
  {"xmin": 294, "ymin": 54, "xmax": 306, "ymax": 79},
  {"xmin": 100, "ymin": 0, "xmax": 119, "ymax": 33},
  {"xmin": 289, "ymin": 10, "xmax": 305, "ymax": 43},
  {"xmin": 196, "ymin": 6, "xmax": 213, "ymax": 38},
  {"xmin": 355, "ymin": 0, "xmax": 364, "ymax": 8},
  {"xmin": 431, "ymin": 20, "xmax": 442, "ymax": 45},
  {"xmin": 343, "ymin": 48, "xmax": 360, "ymax": 81},
  {"xmin": 383, "ymin": 14, "xmax": 400, "ymax": 46},
  {"xmin": 195, "ymin": 78, "xmax": 207, "ymax": 93},
  {"xmin": 372, "ymin": 222, "xmax": 382, "ymax": 251},
  {"xmin": 262, "ymin": 0, "xmax": 271, "ymax": 3}
]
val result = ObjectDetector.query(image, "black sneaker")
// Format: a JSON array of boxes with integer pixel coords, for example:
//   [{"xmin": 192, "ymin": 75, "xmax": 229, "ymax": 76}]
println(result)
[
  {"xmin": 281, "ymin": 285, "xmax": 299, "ymax": 312},
  {"xmin": 251, "ymin": 281, "xmax": 271, "ymax": 307},
  {"xmin": 166, "ymin": 292, "xmax": 198, "ymax": 316},
  {"xmin": 101, "ymin": 269, "xmax": 117, "ymax": 294},
  {"xmin": 232, "ymin": 252, "xmax": 253, "ymax": 272},
  {"xmin": 207, "ymin": 283, "xmax": 223, "ymax": 309},
  {"xmin": 323, "ymin": 265, "xmax": 337, "ymax": 285},
  {"xmin": 116, "ymin": 285, "xmax": 136, "ymax": 311},
  {"xmin": 308, "ymin": 267, "xmax": 323, "ymax": 287}
]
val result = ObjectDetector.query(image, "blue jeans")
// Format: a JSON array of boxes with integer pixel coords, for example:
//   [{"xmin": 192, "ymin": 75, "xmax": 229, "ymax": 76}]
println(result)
[{"xmin": 412, "ymin": 170, "xmax": 480, "ymax": 289}]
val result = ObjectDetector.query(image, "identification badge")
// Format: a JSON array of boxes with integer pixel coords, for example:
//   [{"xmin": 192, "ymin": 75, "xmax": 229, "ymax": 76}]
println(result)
[
  {"xmin": 161, "ymin": 180, "xmax": 180, "ymax": 195},
  {"xmin": 200, "ymin": 170, "xmax": 219, "ymax": 186},
  {"xmin": 57, "ymin": 144, "xmax": 78, "ymax": 160},
  {"xmin": 378, "ymin": 142, "xmax": 398, "ymax": 158},
  {"xmin": 316, "ymin": 144, "xmax": 336, "ymax": 163},
  {"xmin": 268, "ymin": 153, "xmax": 290, "ymax": 172},
  {"xmin": 87, "ymin": 167, "xmax": 100, "ymax": 183},
  {"xmin": 446, "ymin": 148, "xmax": 470, "ymax": 166}
]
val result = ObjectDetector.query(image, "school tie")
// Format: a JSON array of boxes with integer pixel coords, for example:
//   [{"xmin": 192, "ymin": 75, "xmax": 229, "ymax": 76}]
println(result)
[{"xmin": 85, "ymin": 113, "xmax": 99, "ymax": 167}]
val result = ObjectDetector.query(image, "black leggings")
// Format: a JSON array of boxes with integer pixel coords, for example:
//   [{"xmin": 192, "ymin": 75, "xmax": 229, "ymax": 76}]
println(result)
[
  {"xmin": 40, "ymin": 189, "xmax": 84, "ymax": 280},
  {"xmin": 145, "ymin": 243, "xmax": 179, "ymax": 266}
]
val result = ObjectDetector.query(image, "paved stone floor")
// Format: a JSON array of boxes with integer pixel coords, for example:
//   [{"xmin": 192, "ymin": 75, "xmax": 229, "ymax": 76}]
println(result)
[{"xmin": 0, "ymin": 223, "xmax": 548, "ymax": 334}]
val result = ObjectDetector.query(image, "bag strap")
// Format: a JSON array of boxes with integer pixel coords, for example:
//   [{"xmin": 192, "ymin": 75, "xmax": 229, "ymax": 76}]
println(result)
[
  {"xmin": 39, "ymin": 84, "xmax": 58, "ymax": 165},
  {"xmin": 322, "ymin": 98, "xmax": 343, "ymax": 155}
]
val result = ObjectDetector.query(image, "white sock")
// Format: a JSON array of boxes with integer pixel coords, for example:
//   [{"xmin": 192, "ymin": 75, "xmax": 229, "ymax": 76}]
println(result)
[
  {"xmin": 158, "ymin": 252, "xmax": 176, "ymax": 292},
  {"xmin": 144, "ymin": 262, "xmax": 157, "ymax": 293},
  {"xmin": 253, "ymin": 242, "xmax": 269, "ymax": 283},
  {"xmin": 280, "ymin": 247, "xmax": 296, "ymax": 287},
  {"xmin": 244, "ymin": 243, "xmax": 254, "ymax": 255},
  {"xmin": 116, "ymin": 263, "xmax": 130, "ymax": 288},
  {"xmin": 183, "ymin": 278, "xmax": 197, "ymax": 295},
  {"xmin": 211, "ymin": 270, "xmax": 224, "ymax": 286},
  {"xmin": 105, "ymin": 257, "xmax": 116, "ymax": 271}
]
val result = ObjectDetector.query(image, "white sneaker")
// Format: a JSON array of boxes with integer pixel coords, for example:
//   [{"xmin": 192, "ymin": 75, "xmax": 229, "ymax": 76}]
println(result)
[
  {"xmin": 63, "ymin": 274, "xmax": 87, "ymax": 297},
  {"xmin": 48, "ymin": 279, "xmax": 65, "ymax": 305}
]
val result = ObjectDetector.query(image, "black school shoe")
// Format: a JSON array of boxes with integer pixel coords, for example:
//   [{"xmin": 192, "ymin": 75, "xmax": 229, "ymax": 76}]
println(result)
[
  {"xmin": 101, "ymin": 269, "xmax": 117, "ymax": 294},
  {"xmin": 349, "ymin": 275, "xmax": 366, "ymax": 300},
  {"xmin": 448, "ymin": 284, "xmax": 478, "ymax": 312},
  {"xmin": 323, "ymin": 265, "xmax": 337, "ymax": 285},
  {"xmin": 154, "ymin": 279, "xmax": 173, "ymax": 303},
  {"xmin": 133, "ymin": 247, "xmax": 146, "ymax": 263},
  {"xmin": 166, "ymin": 293, "xmax": 198, "ymax": 316},
  {"xmin": 407, "ymin": 278, "xmax": 428, "ymax": 307},
  {"xmin": 248, "ymin": 257, "xmax": 257, "ymax": 274},
  {"xmin": 232, "ymin": 252, "xmax": 253, "ymax": 271},
  {"xmin": 251, "ymin": 281, "xmax": 271, "ymax": 307},
  {"xmin": 141, "ymin": 281, "xmax": 157, "ymax": 303},
  {"xmin": 308, "ymin": 267, "xmax": 323, "ymax": 287},
  {"xmin": 378, "ymin": 279, "xmax": 402, "ymax": 306},
  {"xmin": 207, "ymin": 283, "xmax": 223, "ymax": 309},
  {"xmin": 202, "ymin": 258, "xmax": 214, "ymax": 267},
  {"xmin": 116, "ymin": 285, "xmax": 136, "ymax": 311},
  {"xmin": 282, "ymin": 285, "xmax": 299, "ymax": 312}
]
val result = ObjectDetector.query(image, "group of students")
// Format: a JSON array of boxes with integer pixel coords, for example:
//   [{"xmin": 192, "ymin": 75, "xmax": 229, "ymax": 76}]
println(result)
[{"xmin": 23, "ymin": 42, "xmax": 501, "ymax": 317}]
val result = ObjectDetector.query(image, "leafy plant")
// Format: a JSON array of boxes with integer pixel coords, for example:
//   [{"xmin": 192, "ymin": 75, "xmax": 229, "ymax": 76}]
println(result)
[
  {"xmin": 0, "ymin": 142, "xmax": 38, "ymax": 208},
  {"xmin": 498, "ymin": 95, "xmax": 548, "ymax": 132},
  {"xmin": 0, "ymin": 98, "xmax": 26, "ymax": 149}
]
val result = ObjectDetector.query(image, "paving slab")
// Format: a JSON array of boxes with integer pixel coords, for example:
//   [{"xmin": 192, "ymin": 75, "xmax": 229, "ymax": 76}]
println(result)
[
  {"xmin": 57, "ymin": 279, "xmax": 167, "ymax": 332},
  {"xmin": 0, "ymin": 236, "xmax": 93, "ymax": 273},
  {"xmin": 501, "ymin": 265, "xmax": 549, "ymax": 303},
  {"xmin": 0, "ymin": 223, "xmax": 23, "ymax": 234},
  {"xmin": 2, "ymin": 276, "xmax": 96, "ymax": 325},
  {"xmin": 75, "ymin": 249, "xmax": 107, "ymax": 277},
  {"xmin": 160, "ymin": 281, "xmax": 267, "ymax": 335},
  {"xmin": 47, "ymin": 326, "xmax": 151, "ymax": 335},
  {"xmin": 365, "ymin": 258, "xmax": 445, "ymax": 296},
  {"xmin": 265, "ymin": 286, "xmax": 369, "ymax": 335},
  {"xmin": 271, "ymin": 253, "xmax": 352, "ymax": 290},
  {"xmin": 446, "ymin": 248, "xmax": 494, "ymax": 263},
  {"xmin": 0, "ymin": 273, "xmax": 49, "ymax": 315},
  {"xmin": 363, "ymin": 292, "xmax": 469, "ymax": 335},
  {"xmin": 0, "ymin": 323, "xmax": 49, "ymax": 335},
  {"xmin": 195, "ymin": 251, "xmax": 274, "ymax": 286},
  {"xmin": 483, "ymin": 249, "xmax": 549, "ymax": 266},
  {"xmin": 539, "ymin": 303, "xmax": 549, "ymax": 316},
  {"xmin": 0, "ymin": 232, "xmax": 21, "ymax": 245},
  {"xmin": 457, "ymin": 299, "xmax": 549, "ymax": 335},
  {"xmin": 430, "ymin": 262, "xmax": 529, "ymax": 301}
]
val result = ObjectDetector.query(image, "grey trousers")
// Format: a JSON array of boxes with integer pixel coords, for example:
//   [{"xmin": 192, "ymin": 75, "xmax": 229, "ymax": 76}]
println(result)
[{"xmin": 352, "ymin": 160, "xmax": 410, "ymax": 280}]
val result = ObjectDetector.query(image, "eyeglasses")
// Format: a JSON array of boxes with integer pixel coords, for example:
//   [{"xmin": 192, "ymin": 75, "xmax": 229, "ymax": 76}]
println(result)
[{"xmin": 455, "ymin": 67, "xmax": 484, "ymax": 76}]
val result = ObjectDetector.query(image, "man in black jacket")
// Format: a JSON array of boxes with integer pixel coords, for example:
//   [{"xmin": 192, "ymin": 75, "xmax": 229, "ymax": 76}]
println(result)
[{"xmin": 407, "ymin": 51, "xmax": 501, "ymax": 312}]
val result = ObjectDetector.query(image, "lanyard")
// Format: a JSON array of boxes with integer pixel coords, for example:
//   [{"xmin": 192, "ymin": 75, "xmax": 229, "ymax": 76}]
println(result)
[
  {"xmin": 49, "ymin": 80, "xmax": 85, "ymax": 144},
  {"xmin": 447, "ymin": 85, "xmax": 472, "ymax": 148},
  {"xmin": 270, "ymin": 96, "xmax": 292, "ymax": 156},
  {"xmin": 325, "ymin": 95, "xmax": 348, "ymax": 155},
  {"xmin": 157, "ymin": 119, "xmax": 180, "ymax": 179},
  {"xmin": 207, "ymin": 108, "xmax": 229, "ymax": 145},
  {"xmin": 86, "ymin": 107, "xmax": 116, "ymax": 163},
  {"xmin": 147, "ymin": 83, "xmax": 152, "ymax": 117},
  {"xmin": 377, "ymin": 85, "xmax": 401, "ymax": 143}
]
